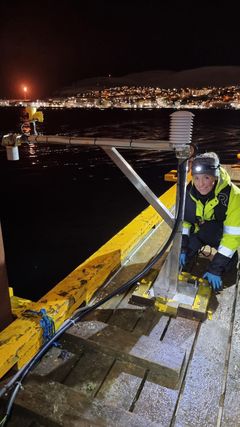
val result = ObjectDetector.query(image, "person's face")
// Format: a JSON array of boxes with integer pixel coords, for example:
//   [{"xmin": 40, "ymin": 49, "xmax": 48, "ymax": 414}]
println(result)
[{"xmin": 193, "ymin": 174, "xmax": 216, "ymax": 195}]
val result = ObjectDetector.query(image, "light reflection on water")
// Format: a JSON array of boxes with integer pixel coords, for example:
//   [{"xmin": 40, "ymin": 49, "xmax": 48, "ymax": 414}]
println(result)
[{"xmin": 12, "ymin": 107, "xmax": 240, "ymax": 175}]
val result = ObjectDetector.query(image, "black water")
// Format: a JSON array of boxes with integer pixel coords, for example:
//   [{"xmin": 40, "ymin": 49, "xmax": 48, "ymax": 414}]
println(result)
[{"xmin": 0, "ymin": 107, "xmax": 240, "ymax": 300}]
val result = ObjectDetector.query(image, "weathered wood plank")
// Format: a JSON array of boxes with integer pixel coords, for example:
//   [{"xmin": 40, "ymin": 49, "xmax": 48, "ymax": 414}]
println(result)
[
  {"xmin": 84, "ymin": 308, "xmax": 113, "ymax": 324},
  {"xmin": 14, "ymin": 378, "xmax": 160, "ymax": 427},
  {"xmin": 162, "ymin": 317, "xmax": 199, "ymax": 359},
  {"xmin": 129, "ymin": 267, "xmax": 162, "ymax": 307},
  {"xmin": 31, "ymin": 346, "xmax": 81, "ymax": 383},
  {"xmin": 0, "ymin": 251, "xmax": 121, "ymax": 378},
  {"xmin": 131, "ymin": 306, "xmax": 169, "ymax": 338},
  {"xmin": 106, "ymin": 286, "xmax": 145, "ymax": 331},
  {"xmin": 133, "ymin": 317, "xmax": 198, "ymax": 426},
  {"xmin": 96, "ymin": 360, "xmax": 145, "ymax": 410},
  {"xmin": 221, "ymin": 281, "xmax": 240, "ymax": 427},
  {"xmin": 147, "ymin": 314, "xmax": 170, "ymax": 340},
  {"xmin": 108, "ymin": 306, "xmax": 144, "ymax": 332},
  {"xmin": 173, "ymin": 285, "xmax": 236, "ymax": 427},
  {"xmin": 133, "ymin": 378, "xmax": 179, "ymax": 427},
  {"xmin": 64, "ymin": 349, "xmax": 115, "ymax": 398},
  {"xmin": 62, "ymin": 321, "xmax": 186, "ymax": 384},
  {"xmin": 0, "ymin": 411, "xmax": 34, "ymax": 427}
]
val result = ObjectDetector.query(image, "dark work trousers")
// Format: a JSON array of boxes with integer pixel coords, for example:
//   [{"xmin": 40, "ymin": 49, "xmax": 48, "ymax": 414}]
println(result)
[
  {"xmin": 187, "ymin": 221, "xmax": 223, "ymax": 258},
  {"xmin": 187, "ymin": 220, "xmax": 238, "ymax": 272}
]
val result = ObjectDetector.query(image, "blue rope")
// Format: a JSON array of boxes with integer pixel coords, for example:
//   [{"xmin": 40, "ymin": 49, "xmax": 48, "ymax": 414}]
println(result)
[
  {"xmin": 39, "ymin": 309, "xmax": 55, "ymax": 343},
  {"xmin": 24, "ymin": 308, "xmax": 57, "ymax": 344}
]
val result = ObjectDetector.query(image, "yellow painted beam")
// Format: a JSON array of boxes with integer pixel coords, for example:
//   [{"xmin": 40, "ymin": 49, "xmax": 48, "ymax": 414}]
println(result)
[
  {"xmin": 87, "ymin": 184, "xmax": 177, "ymax": 263},
  {"xmin": 155, "ymin": 297, "xmax": 178, "ymax": 316},
  {"xmin": 129, "ymin": 268, "xmax": 159, "ymax": 305},
  {"xmin": 10, "ymin": 296, "xmax": 33, "ymax": 318},
  {"xmin": 0, "ymin": 185, "xmax": 176, "ymax": 379},
  {"xmin": 192, "ymin": 279, "xmax": 212, "ymax": 314},
  {"xmin": 164, "ymin": 169, "xmax": 177, "ymax": 182}
]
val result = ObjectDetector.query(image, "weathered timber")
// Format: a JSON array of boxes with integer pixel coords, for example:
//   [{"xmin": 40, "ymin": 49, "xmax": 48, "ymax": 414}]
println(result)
[
  {"xmin": 62, "ymin": 320, "xmax": 186, "ymax": 384},
  {"xmin": 64, "ymin": 349, "xmax": 115, "ymax": 398},
  {"xmin": 96, "ymin": 360, "xmax": 145, "ymax": 410},
  {"xmin": 31, "ymin": 346, "xmax": 81, "ymax": 383},
  {"xmin": 132, "ymin": 307, "xmax": 169, "ymax": 337},
  {"xmin": 221, "ymin": 280, "xmax": 240, "ymax": 427},
  {"xmin": 14, "ymin": 378, "xmax": 160, "ymax": 427},
  {"xmin": 132, "ymin": 317, "xmax": 198, "ymax": 426},
  {"xmin": 173, "ymin": 285, "xmax": 237, "ymax": 427}
]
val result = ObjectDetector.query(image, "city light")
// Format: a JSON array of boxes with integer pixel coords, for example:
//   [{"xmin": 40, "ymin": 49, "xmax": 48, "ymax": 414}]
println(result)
[
  {"xmin": 22, "ymin": 85, "xmax": 28, "ymax": 100},
  {"xmin": 1, "ymin": 84, "xmax": 240, "ymax": 109}
]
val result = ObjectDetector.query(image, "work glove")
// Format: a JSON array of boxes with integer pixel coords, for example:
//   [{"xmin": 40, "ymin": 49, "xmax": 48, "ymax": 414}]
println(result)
[
  {"xmin": 203, "ymin": 272, "xmax": 222, "ymax": 292},
  {"xmin": 179, "ymin": 253, "xmax": 187, "ymax": 268}
]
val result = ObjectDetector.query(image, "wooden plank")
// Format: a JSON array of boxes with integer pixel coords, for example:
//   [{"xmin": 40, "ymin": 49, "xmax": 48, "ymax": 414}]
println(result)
[
  {"xmin": 0, "ymin": 250, "xmax": 121, "ymax": 378},
  {"xmin": 130, "ymin": 269, "xmax": 159, "ymax": 307},
  {"xmin": 10, "ymin": 295, "xmax": 33, "ymax": 318},
  {"xmin": 133, "ymin": 377, "xmax": 179, "ymax": 427},
  {"xmin": 221, "ymin": 281, "xmax": 240, "ymax": 427},
  {"xmin": 64, "ymin": 349, "xmax": 115, "ymax": 398},
  {"xmin": 86, "ymin": 184, "xmax": 176, "ymax": 264},
  {"xmin": 0, "ymin": 408, "xmax": 34, "ymax": 427},
  {"xmin": 107, "ymin": 286, "xmax": 145, "ymax": 331},
  {"xmin": 133, "ymin": 317, "xmax": 198, "ymax": 426},
  {"xmin": 96, "ymin": 360, "xmax": 145, "ymax": 410},
  {"xmin": 108, "ymin": 305, "xmax": 144, "ymax": 332},
  {"xmin": 62, "ymin": 321, "xmax": 186, "ymax": 384},
  {"xmin": 134, "ymin": 309, "xmax": 169, "ymax": 338},
  {"xmin": 173, "ymin": 285, "xmax": 237, "ymax": 427},
  {"xmin": 14, "ymin": 378, "xmax": 160, "ymax": 427},
  {"xmin": 178, "ymin": 281, "xmax": 212, "ymax": 321},
  {"xmin": 84, "ymin": 308, "xmax": 113, "ymax": 324},
  {"xmin": 31, "ymin": 346, "xmax": 80, "ymax": 383},
  {"xmin": 161, "ymin": 317, "xmax": 199, "ymax": 359}
]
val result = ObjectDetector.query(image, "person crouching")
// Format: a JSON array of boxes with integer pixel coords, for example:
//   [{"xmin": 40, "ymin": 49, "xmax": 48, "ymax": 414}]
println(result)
[{"xmin": 180, "ymin": 152, "xmax": 240, "ymax": 292}]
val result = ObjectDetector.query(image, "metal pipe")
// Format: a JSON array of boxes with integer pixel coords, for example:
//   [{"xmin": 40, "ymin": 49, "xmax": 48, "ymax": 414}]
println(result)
[{"xmin": 28, "ymin": 135, "xmax": 172, "ymax": 151}]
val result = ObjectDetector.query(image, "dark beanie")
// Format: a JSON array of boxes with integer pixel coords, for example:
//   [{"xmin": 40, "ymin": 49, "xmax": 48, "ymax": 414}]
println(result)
[{"xmin": 191, "ymin": 153, "xmax": 220, "ymax": 177}]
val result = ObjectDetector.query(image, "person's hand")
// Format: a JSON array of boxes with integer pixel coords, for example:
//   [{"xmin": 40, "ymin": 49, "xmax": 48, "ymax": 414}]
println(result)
[
  {"xmin": 203, "ymin": 272, "xmax": 222, "ymax": 291},
  {"xmin": 179, "ymin": 253, "xmax": 187, "ymax": 268}
]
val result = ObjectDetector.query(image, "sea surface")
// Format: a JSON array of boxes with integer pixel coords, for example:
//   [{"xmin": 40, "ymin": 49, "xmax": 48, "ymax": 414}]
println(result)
[{"xmin": 0, "ymin": 107, "xmax": 240, "ymax": 300}]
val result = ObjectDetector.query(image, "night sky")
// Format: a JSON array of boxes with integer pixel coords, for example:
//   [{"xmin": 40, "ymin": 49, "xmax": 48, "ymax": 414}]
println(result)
[{"xmin": 1, "ymin": 0, "xmax": 240, "ymax": 99}]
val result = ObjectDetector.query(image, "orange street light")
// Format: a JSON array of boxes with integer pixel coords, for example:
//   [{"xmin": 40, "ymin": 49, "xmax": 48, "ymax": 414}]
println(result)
[{"xmin": 23, "ymin": 86, "xmax": 28, "ymax": 100}]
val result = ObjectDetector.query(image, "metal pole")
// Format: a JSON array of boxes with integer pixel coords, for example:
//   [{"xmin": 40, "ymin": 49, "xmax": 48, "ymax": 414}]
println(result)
[
  {"xmin": 28, "ymin": 135, "xmax": 171, "ymax": 151},
  {"xmin": 153, "ymin": 111, "xmax": 195, "ymax": 299},
  {"xmin": 102, "ymin": 146, "xmax": 174, "ymax": 228}
]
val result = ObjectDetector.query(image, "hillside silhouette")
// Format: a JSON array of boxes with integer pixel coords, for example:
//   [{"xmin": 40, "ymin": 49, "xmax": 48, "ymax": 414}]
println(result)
[{"xmin": 57, "ymin": 66, "xmax": 240, "ymax": 95}]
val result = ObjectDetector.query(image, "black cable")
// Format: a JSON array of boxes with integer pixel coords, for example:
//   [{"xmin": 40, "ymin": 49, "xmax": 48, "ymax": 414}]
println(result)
[{"xmin": 0, "ymin": 157, "xmax": 188, "ymax": 426}]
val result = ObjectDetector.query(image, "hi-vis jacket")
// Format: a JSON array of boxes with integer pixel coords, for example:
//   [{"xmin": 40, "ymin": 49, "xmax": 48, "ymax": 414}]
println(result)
[{"xmin": 182, "ymin": 167, "xmax": 240, "ymax": 259}]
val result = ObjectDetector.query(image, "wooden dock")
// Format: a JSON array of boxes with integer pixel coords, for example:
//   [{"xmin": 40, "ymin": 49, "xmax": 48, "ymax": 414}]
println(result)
[
  {"xmin": 1, "ymin": 256, "xmax": 239, "ymax": 427},
  {"xmin": 1, "ymin": 163, "xmax": 240, "ymax": 426}
]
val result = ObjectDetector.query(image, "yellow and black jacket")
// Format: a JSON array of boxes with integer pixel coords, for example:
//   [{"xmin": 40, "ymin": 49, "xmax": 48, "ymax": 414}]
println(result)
[{"xmin": 182, "ymin": 167, "xmax": 240, "ymax": 274}]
